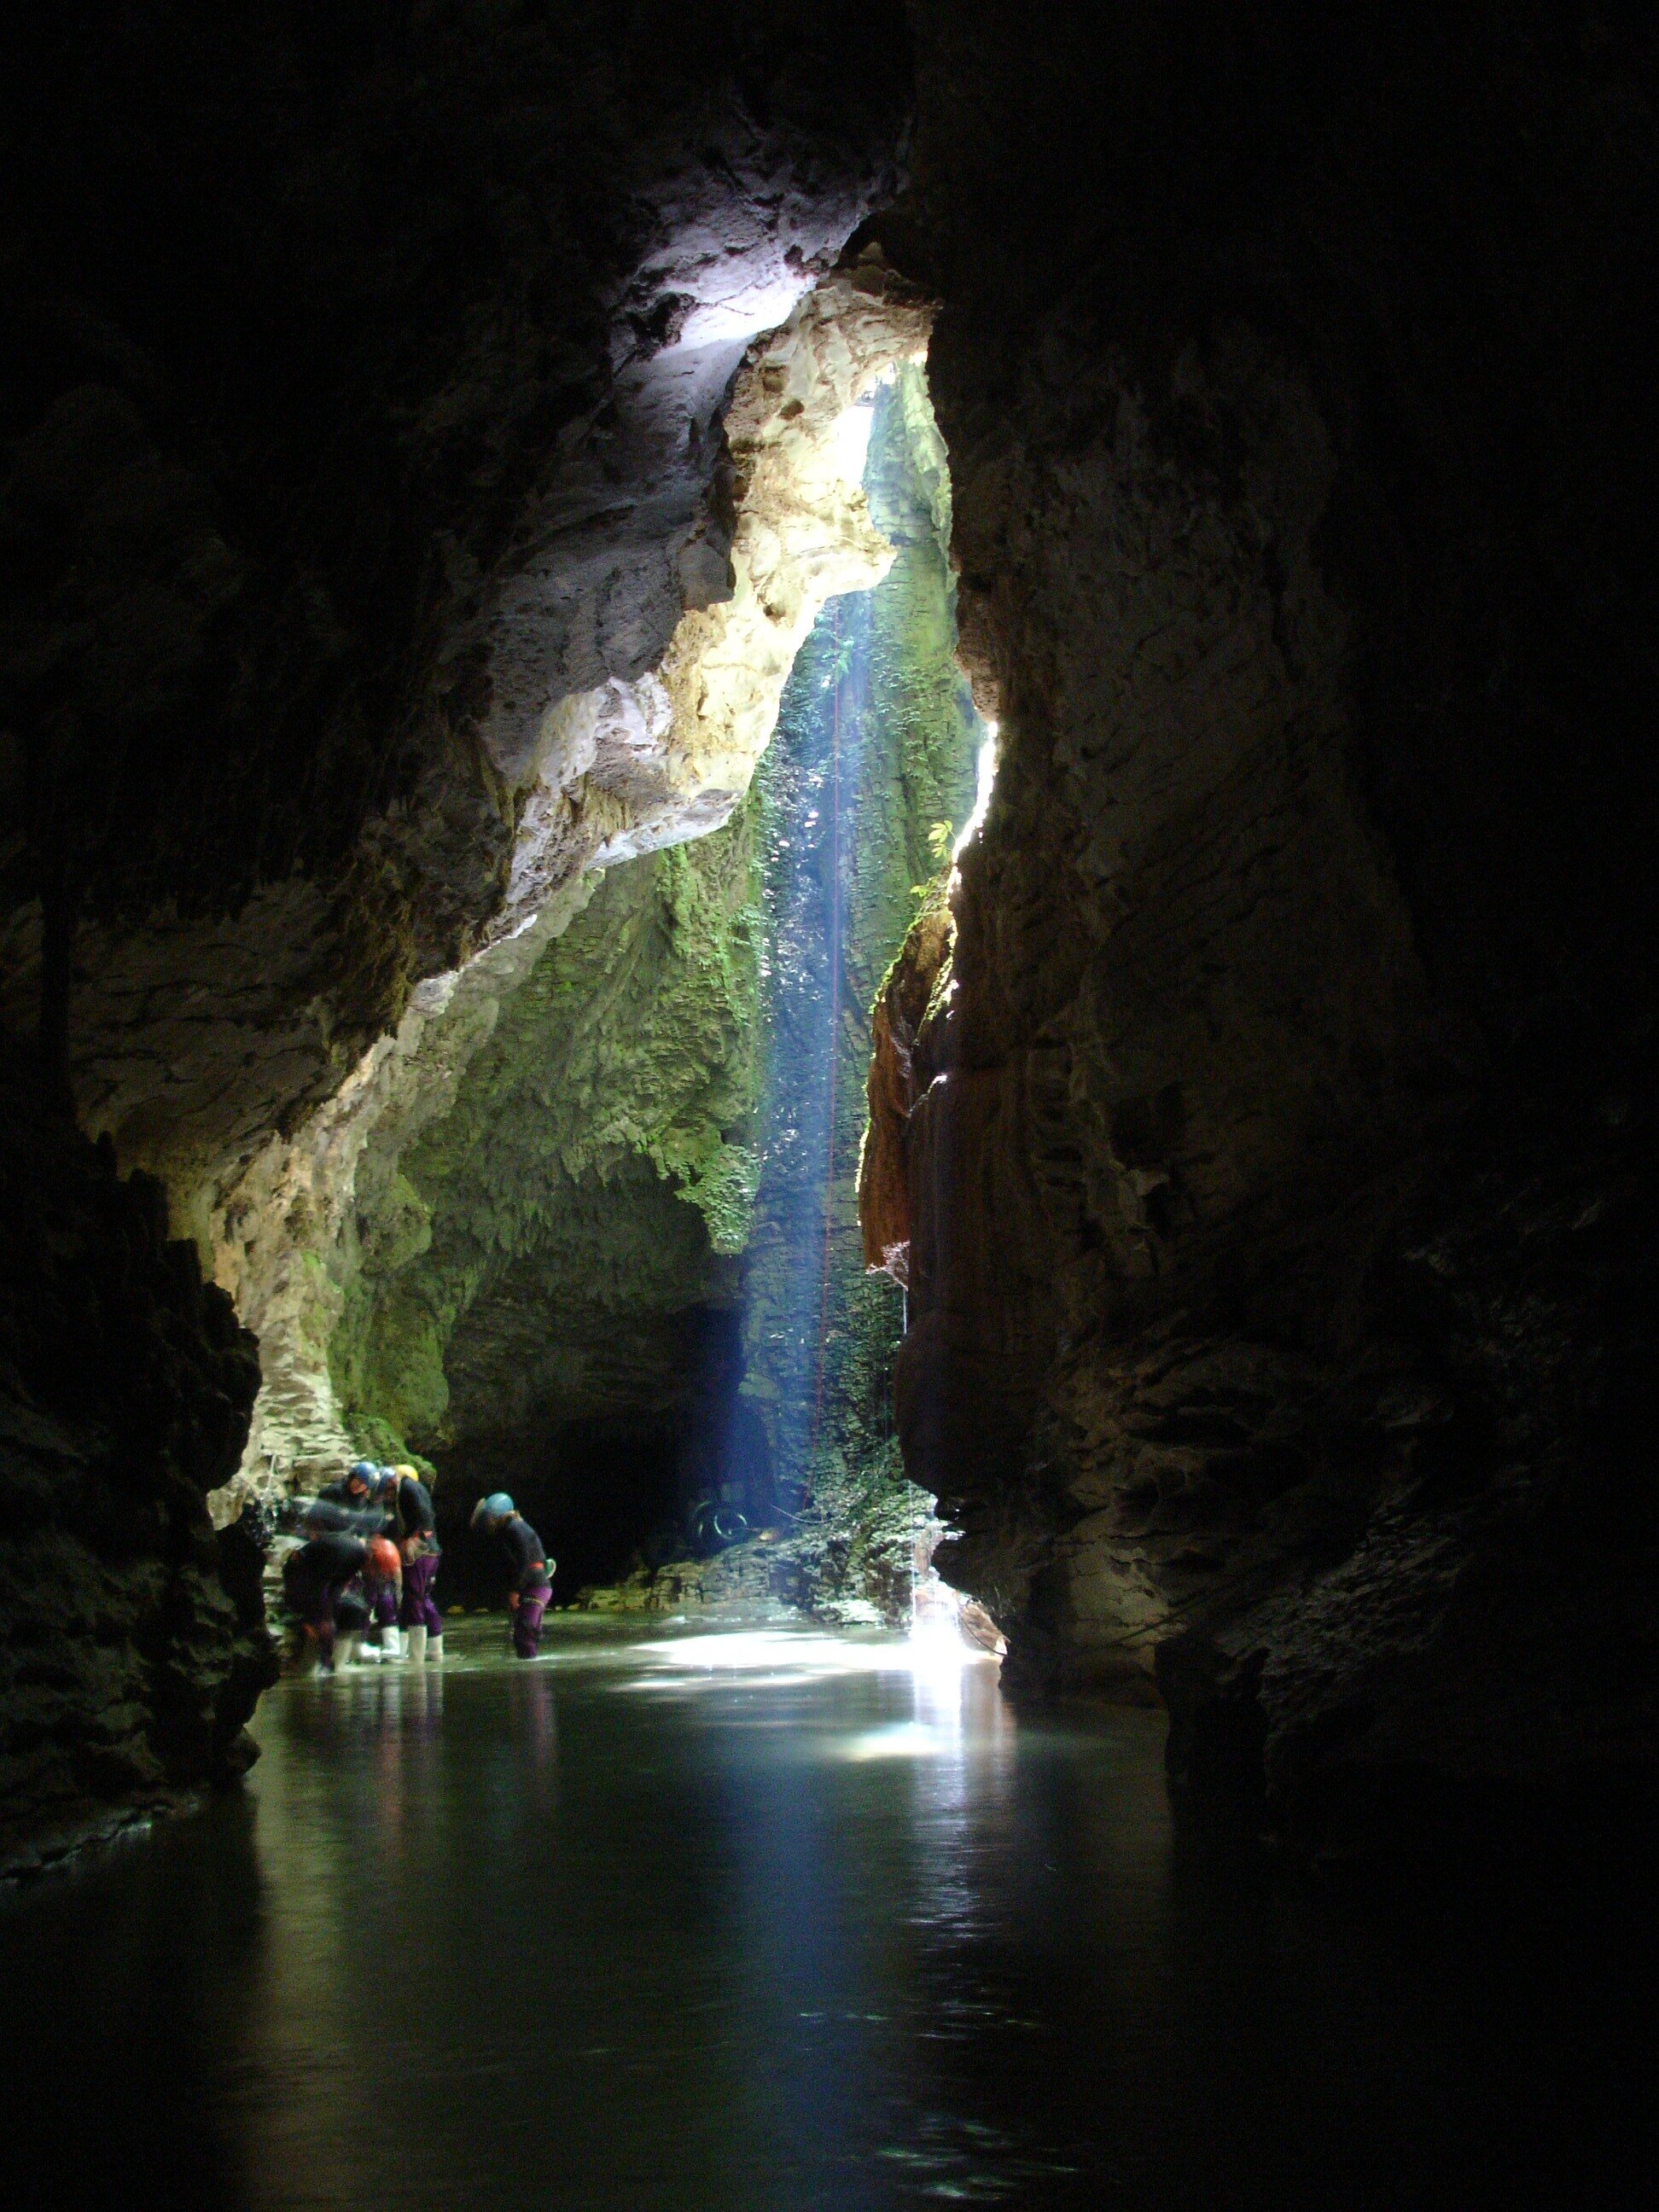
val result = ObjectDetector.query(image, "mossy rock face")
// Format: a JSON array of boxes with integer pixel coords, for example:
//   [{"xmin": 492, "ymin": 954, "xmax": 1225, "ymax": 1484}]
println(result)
[
  {"xmin": 329, "ymin": 364, "xmax": 981, "ymax": 1596},
  {"xmin": 331, "ymin": 792, "xmax": 764, "ymax": 1464}
]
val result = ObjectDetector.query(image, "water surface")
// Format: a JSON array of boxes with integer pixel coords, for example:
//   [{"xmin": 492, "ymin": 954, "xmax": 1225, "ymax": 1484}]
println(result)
[{"xmin": 4, "ymin": 1619, "xmax": 1652, "ymax": 2208}]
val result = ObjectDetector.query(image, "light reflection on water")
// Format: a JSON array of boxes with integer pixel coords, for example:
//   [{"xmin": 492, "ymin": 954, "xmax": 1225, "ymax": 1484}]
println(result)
[{"xmin": 3, "ymin": 1617, "xmax": 1651, "ymax": 2211}]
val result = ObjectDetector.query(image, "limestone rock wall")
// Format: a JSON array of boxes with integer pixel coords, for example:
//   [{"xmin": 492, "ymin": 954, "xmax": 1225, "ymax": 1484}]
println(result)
[{"xmin": 863, "ymin": 2, "xmax": 1659, "ymax": 1855}]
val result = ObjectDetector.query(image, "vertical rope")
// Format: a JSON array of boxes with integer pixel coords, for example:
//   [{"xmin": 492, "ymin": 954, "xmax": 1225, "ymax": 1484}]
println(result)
[{"xmin": 807, "ymin": 604, "xmax": 842, "ymax": 1464}]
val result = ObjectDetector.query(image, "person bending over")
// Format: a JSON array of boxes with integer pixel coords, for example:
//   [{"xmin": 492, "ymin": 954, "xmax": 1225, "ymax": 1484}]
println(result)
[
  {"xmin": 391, "ymin": 1463, "xmax": 444, "ymax": 1663},
  {"xmin": 470, "ymin": 1493, "xmax": 555, "ymax": 1657},
  {"xmin": 297, "ymin": 1464, "xmax": 397, "ymax": 1658},
  {"xmin": 303, "ymin": 1459, "xmax": 391, "ymax": 1540},
  {"xmin": 283, "ymin": 1533, "xmax": 401, "ymax": 1673},
  {"xmin": 317, "ymin": 1459, "xmax": 381, "ymax": 1511}
]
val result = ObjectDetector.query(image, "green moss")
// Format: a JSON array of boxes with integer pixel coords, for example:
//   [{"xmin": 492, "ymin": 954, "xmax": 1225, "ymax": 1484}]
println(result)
[
  {"xmin": 329, "ymin": 790, "xmax": 765, "ymax": 1450},
  {"xmin": 677, "ymin": 1140, "xmax": 761, "ymax": 1254}
]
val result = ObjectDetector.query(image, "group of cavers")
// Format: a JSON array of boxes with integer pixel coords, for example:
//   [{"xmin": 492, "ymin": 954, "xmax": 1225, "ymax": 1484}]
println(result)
[{"xmin": 282, "ymin": 1464, "xmax": 557, "ymax": 1672}]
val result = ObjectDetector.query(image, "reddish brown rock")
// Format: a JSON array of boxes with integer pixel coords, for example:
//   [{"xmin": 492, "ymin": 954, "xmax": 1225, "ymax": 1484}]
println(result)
[{"xmin": 859, "ymin": 884, "xmax": 955, "ymax": 1285}]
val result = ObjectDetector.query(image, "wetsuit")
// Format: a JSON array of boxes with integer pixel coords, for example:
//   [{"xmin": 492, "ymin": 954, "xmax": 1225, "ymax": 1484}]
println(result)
[
  {"xmin": 495, "ymin": 1515, "xmax": 555, "ymax": 1657},
  {"xmin": 317, "ymin": 1476, "xmax": 379, "ymax": 1511},
  {"xmin": 282, "ymin": 1534, "xmax": 370, "ymax": 1664},
  {"xmin": 316, "ymin": 1477, "xmax": 403, "ymax": 1626},
  {"xmin": 393, "ymin": 1475, "xmax": 443, "ymax": 1635},
  {"xmin": 302, "ymin": 1485, "xmax": 391, "ymax": 1636}
]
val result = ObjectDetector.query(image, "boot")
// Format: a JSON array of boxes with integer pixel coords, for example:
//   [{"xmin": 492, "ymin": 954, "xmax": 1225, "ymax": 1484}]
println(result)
[
  {"xmin": 358, "ymin": 1638, "xmax": 382, "ymax": 1662},
  {"xmin": 426, "ymin": 1633, "xmax": 445, "ymax": 1665},
  {"xmin": 407, "ymin": 1625, "xmax": 428, "ymax": 1664},
  {"xmin": 381, "ymin": 1626, "xmax": 403, "ymax": 1660},
  {"xmin": 335, "ymin": 1631, "xmax": 361, "ymax": 1669}
]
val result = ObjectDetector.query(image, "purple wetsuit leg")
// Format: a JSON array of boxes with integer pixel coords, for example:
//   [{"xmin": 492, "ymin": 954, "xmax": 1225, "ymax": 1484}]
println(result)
[
  {"xmin": 514, "ymin": 1584, "xmax": 552, "ymax": 1657},
  {"xmin": 399, "ymin": 1553, "xmax": 442, "ymax": 1633}
]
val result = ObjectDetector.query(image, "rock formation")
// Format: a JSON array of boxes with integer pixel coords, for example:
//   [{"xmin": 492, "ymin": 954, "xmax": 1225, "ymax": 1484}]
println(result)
[
  {"xmin": 859, "ymin": 2, "xmax": 1659, "ymax": 1860},
  {"xmin": 320, "ymin": 363, "xmax": 978, "ymax": 1606},
  {"xmin": 0, "ymin": 1051, "xmax": 271, "ymax": 1871},
  {"xmin": 208, "ymin": 259, "xmax": 933, "ymax": 1516}
]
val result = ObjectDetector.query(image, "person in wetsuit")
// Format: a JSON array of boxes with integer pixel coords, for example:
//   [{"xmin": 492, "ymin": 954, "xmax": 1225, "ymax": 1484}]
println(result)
[
  {"xmin": 360, "ymin": 1470, "xmax": 408, "ymax": 1656},
  {"xmin": 282, "ymin": 1531, "xmax": 402, "ymax": 1673},
  {"xmin": 316, "ymin": 1459, "xmax": 380, "ymax": 1511},
  {"xmin": 469, "ymin": 1493, "xmax": 555, "ymax": 1657},
  {"xmin": 302, "ymin": 1461, "xmax": 389, "ymax": 1536},
  {"xmin": 390, "ymin": 1463, "xmax": 444, "ymax": 1664},
  {"xmin": 295, "ymin": 1464, "xmax": 400, "ymax": 1652}
]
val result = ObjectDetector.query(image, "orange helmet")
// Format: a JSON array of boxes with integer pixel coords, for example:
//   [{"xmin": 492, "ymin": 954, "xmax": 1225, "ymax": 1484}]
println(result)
[{"xmin": 365, "ymin": 1536, "xmax": 400, "ymax": 1580}]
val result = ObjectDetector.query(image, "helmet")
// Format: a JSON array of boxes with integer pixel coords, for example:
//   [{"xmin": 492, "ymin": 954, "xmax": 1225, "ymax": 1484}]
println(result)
[
  {"xmin": 393, "ymin": 1464, "xmax": 419, "ymax": 1482},
  {"xmin": 374, "ymin": 1466, "xmax": 400, "ymax": 1496},
  {"xmin": 470, "ymin": 1492, "xmax": 515, "ymax": 1529},
  {"xmin": 347, "ymin": 1459, "xmax": 377, "ymax": 1488},
  {"xmin": 365, "ymin": 1536, "xmax": 401, "ymax": 1580}
]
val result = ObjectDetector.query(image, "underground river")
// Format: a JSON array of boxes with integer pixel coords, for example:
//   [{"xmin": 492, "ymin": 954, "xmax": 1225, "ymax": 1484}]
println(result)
[{"xmin": 4, "ymin": 1619, "xmax": 1650, "ymax": 2210}]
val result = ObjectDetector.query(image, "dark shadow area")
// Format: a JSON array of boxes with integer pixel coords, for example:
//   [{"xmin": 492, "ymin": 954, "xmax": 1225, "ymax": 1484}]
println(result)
[
  {"xmin": 434, "ymin": 1410, "xmax": 703, "ymax": 1606},
  {"xmin": 428, "ymin": 1298, "xmax": 769, "ymax": 1602}
]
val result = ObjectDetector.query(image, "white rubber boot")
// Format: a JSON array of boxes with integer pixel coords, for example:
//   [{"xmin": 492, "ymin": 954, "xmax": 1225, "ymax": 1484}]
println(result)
[
  {"xmin": 407, "ymin": 1625, "xmax": 428, "ymax": 1664},
  {"xmin": 335, "ymin": 1632, "xmax": 361, "ymax": 1670},
  {"xmin": 426, "ymin": 1633, "xmax": 445, "ymax": 1665},
  {"xmin": 358, "ymin": 1637, "xmax": 382, "ymax": 1662},
  {"xmin": 381, "ymin": 1625, "xmax": 403, "ymax": 1660}
]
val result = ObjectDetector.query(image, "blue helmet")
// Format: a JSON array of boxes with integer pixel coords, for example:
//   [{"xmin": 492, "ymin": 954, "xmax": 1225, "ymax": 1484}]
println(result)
[
  {"xmin": 375, "ymin": 1466, "xmax": 400, "ymax": 1496},
  {"xmin": 470, "ymin": 1491, "xmax": 515, "ymax": 1529},
  {"xmin": 347, "ymin": 1459, "xmax": 377, "ymax": 1488}
]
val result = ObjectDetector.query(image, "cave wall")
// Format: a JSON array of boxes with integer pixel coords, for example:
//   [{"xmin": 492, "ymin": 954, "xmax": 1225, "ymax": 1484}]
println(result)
[
  {"xmin": 0, "ymin": 1055, "xmax": 271, "ymax": 1873},
  {"xmin": 336, "ymin": 804, "xmax": 762, "ymax": 1461},
  {"xmin": 864, "ymin": 1, "xmax": 1659, "ymax": 1853},
  {"xmin": 4, "ymin": 0, "xmax": 1655, "ymax": 1866},
  {"xmin": 202, "ymin": 259, "xmax": 934, "ymax": 1516},
  {"xmin": 1, "ymin": 8, "xmax": 924, "ymax": 1469},
  {"xmin": 2, "ymin": 3, "xmax": 914, "ymax": 1231}
]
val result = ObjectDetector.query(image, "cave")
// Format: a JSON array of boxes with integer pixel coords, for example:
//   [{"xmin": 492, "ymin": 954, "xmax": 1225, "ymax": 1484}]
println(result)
[{"xmin": 3, "ymin": 5, "xmax": 1658, "ymax": 2204}]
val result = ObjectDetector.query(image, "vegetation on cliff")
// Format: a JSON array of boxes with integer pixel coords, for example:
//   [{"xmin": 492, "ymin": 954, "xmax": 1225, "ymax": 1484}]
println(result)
[
  {"xmin": 329, "ymin": 798, "xmax": 765, "ymax": 1464},
  {"xmin": 323, "ymin": 363, "xmax": 981, "ymax": 1611}
]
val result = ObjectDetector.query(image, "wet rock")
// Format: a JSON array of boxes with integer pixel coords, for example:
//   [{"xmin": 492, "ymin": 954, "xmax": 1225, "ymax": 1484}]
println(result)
[
  {"xmin": 859, "ymin": 881, "xmax": 954, "ymax": 1287},
  {"xmin": 859, "ymin": 3, "xmax": 1659, "ymax": 1858},
  {"xmin": 0, "ymin": 1051, "xmax": 275, "ymax": 1872}
]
